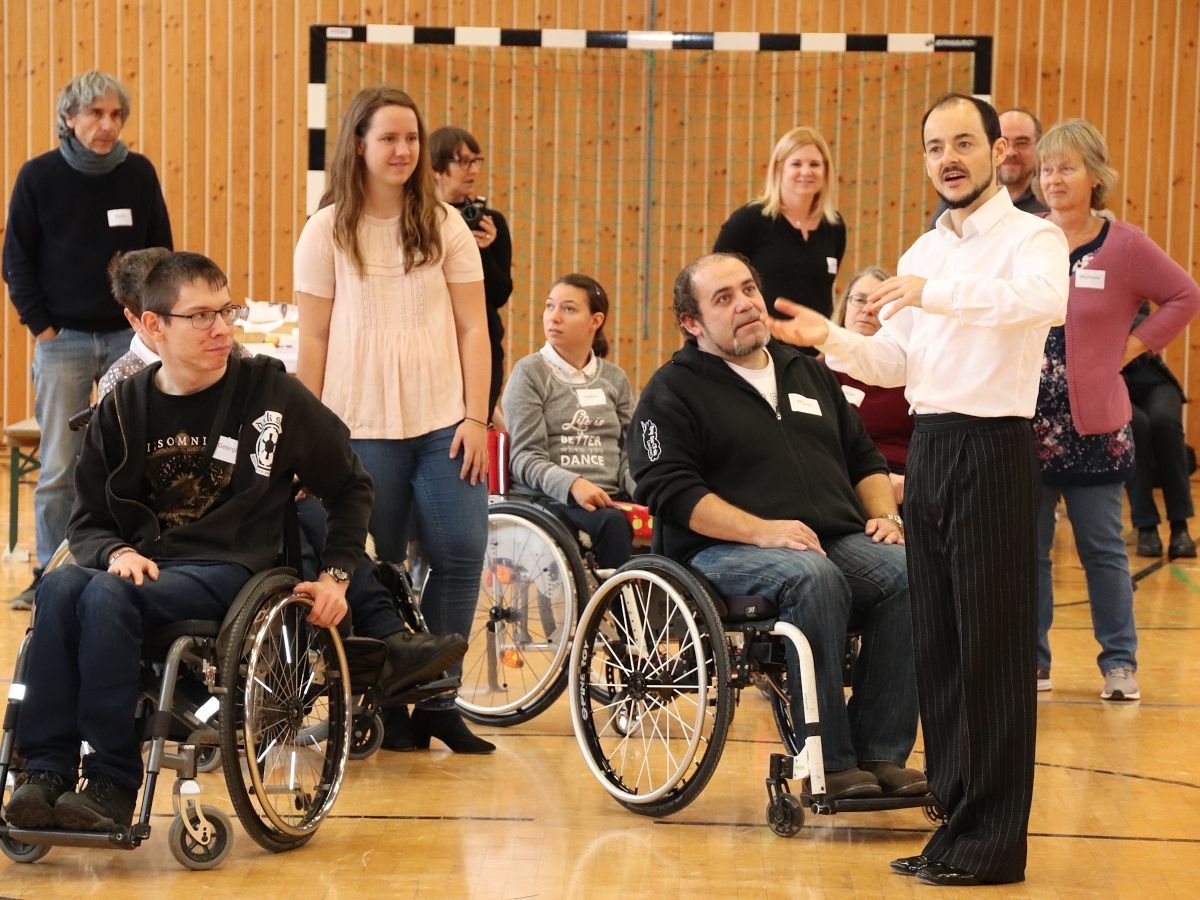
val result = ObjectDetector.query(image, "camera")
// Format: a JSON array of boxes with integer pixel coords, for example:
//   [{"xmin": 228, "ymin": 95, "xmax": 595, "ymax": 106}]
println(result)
[{"xmin": 459, "ymin": 197, "xmax": 486, "ymax": 229}]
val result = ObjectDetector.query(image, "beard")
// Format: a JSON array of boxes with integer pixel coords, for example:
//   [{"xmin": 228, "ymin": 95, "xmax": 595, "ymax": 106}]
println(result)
[
  {"xmin": 997, "ymin": 162, "xmax": 1030, "ymax": 187},
  {"xmin": 935, "ymin": 166, "xmax": 996, "ymax": 210},
  {"xmin": 701, "ymin": 322, "xmax": 767, "ymax": 359}
]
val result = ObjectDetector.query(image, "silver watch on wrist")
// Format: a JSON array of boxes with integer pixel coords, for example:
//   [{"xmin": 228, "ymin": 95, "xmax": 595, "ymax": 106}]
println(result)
[
  {"xmin": 881, "ymin": 514, "xmax": 904, "ymax": 529},
  {"xmin": 321, "ymin": 566, "xmax": 351, "ymax": 584}
]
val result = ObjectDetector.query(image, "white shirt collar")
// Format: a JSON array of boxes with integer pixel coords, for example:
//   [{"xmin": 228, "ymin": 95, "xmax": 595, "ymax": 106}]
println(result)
[
  {"xmin": 934, "ymin": 185, "xmax": 1014, "ymax": 240},
  {"xmin": 539, "ymin": 341, "xmax": 598, "ymax": 384},
  {"xmin": 130, "ymin": 332, "xmax": 160, "ymax": 365}
]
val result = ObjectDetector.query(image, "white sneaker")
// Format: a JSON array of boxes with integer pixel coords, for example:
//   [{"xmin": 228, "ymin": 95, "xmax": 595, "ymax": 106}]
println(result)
[
  {"xmin": 1036, "ymin": 668, "xmax": 1053, "ymax": 692},
  {"xmin": 1100, "ymin": 666, "xmax": 1140, "ymax": 701}
]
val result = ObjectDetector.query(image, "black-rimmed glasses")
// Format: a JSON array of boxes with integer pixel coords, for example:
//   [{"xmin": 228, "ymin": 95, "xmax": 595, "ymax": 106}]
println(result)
[
  {"xmin": 451, "ymin": 155, "xmax": 485, "ymax": 171},
  {"xmin": 159, "ymin": 304, "xmax": 248, "ymax": 330}
]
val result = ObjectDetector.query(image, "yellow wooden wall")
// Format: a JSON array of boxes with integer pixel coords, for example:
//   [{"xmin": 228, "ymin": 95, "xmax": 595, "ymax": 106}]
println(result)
[{"xmin": 3, "ymin": 1, "xmax": 1198, "ymax": 431}]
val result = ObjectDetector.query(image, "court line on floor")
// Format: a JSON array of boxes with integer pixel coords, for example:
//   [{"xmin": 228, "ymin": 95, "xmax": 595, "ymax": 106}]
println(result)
[{"xmin": 651, "ymin": 820, "xmax": 1200, "ymax": 844}]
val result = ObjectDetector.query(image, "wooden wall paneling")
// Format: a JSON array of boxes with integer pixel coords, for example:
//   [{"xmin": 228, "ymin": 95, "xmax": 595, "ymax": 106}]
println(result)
[
  {"xmin": 207, "ymin": 0, "xmax": 233, "ymax": 287},
  {"xmin": 225, "ymin": 0, "xmax": 251, "ymax": 298},
  {"xmin": 1142, "ymin": 0, "xmax": 1176, "ymax": 253},
  {"xmin": 249, "ymin": 0, "xmax": 273, "ymax": 300},
  {"xmin": 616, "ymin": 50, "xmax": 646, "ymax": 385},
  {"xmin": 51, "ymin": 1, "xmax": 74, "ymax": 140},
  {"xmin": 1100, "ymin": 0, "xmax": 1128, "ymax": 216},
  {"xmin": 139, "ymin": 3, "xmax": 164, "ymax": 172},
  {"xmin": 118, "ymin": 0, "xmax": 140, "ymax": 149},
  {"xmin": 75, "ymin": 0, "xmax": 96, "ymax": 71},
  {"xmin": 1036, "ymin": 0, "xmax": 1063, "ymax": 129},
  {"xmin": 2, "ymin": 0, "xmax": 32, "ymax": 423},
  {"xmin": 1121, "ymin": 0, "xmax": 1154, "ymax": 228}
]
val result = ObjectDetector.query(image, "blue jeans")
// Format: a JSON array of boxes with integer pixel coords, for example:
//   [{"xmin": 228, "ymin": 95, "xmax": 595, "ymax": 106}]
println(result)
[
  {"xmin": 690, "ymin": 533, "xmax": 916, "ymax": 772},
  {"xmin": 17, "ymin": 561, "xmax": 251, "ymax": 788},
  {"xmin": 1036, "ymin": 482, "xmax": 1137, "ymax": 674},
  {"xmin": 352, "ymin": 426, "xmax": 487, "ymax": 709},
  {"xmin": 32, "ymin": 328, "xmax": 133, "ymax": 566}
]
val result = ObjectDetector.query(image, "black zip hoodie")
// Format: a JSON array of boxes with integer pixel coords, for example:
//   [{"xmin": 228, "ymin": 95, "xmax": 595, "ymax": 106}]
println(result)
[
  {"xmin": 628, "ymin": 339, "xmax": 889, "ymax": 562},
  {"xmin": 68, "ymin": 354, "xmax": 372, "ymax": 574}
]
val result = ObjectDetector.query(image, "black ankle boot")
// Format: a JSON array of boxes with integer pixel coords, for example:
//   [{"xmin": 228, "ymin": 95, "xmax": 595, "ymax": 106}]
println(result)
[
  {"xmin": 380, "ymin": 706, "xmax": 417, "ymax": 752},
  {"xmin": 410, "ymin": 708, "xmax": 496, "ymax": 754}
]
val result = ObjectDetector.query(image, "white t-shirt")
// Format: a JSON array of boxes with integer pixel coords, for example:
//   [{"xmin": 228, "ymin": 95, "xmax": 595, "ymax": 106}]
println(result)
[
  {"xmin": 293, "ymin": 203, "xmax": 484, "ymax": 439},
  {"xmin": 725, "ymin": 350, "xmax": 778, "ymax": 413}
]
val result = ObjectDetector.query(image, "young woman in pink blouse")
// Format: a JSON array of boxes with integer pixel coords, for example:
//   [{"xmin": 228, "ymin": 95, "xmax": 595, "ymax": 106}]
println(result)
[{"xmin": 294, "ymin": 87, "xmax": 494, "ymax": 753}]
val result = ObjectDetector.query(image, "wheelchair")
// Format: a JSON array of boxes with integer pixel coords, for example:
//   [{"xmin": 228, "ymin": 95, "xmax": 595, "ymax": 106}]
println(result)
[
  {"xmin": 567, "ymin": 556, "xmax": 943, "ymax": 836},
  {"xmin": 0, "ymin": 566, "xmax": 358, "ymax": 869},
  {"xmin": 455, "ymin": 431, "xmax": 653, "ymax": 726}
]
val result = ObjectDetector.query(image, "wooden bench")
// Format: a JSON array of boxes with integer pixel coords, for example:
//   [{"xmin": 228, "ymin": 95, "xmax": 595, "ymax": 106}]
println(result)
[{"xmin": 3, "ymin": 416, "xmax": 41, "ymax": 555}]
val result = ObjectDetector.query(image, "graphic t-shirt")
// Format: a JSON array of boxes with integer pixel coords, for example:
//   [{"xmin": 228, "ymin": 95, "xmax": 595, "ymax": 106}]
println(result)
[{"xmin": 145, "ymin": 373, "xmax": 235, "ymax": 529}]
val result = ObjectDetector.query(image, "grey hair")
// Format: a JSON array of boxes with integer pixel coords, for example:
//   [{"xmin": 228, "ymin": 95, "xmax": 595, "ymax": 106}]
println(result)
[
  {"xmin": 833, "ymin": 265, "xmax": 891, "ymax": 327},
  {"xmin": 57, "ymin": 70, "xmax": 131, "ymax": 138},
  {"xmin": 1033, "ymin": 118, "xmax": 1119, "ymax": 211}
]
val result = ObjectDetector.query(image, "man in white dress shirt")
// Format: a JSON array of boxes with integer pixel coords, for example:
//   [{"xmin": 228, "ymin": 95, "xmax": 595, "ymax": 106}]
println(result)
[{"xmin": 768, "ymin": 93, "xmax": 1069, "ymax": 886}]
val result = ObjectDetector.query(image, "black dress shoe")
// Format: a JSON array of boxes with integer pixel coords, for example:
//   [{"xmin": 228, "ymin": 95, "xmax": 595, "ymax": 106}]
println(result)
[
  {"xmin": 1168, "ymin": 530, "xmax": 1196, "ymax": 560},
  {"xmin": 889, "ymin": 854, "xmax": 931, "ymax": 876},
  {"xmin": 916, "ymin": 861, "xmax": 986, "ymax": 886},
  {"xmin": 379, "ymin": 631, "xmax": 467, "ymax": 698},
  {"xmin": 1136, "ymin": 527, "xmax": 1163, "ymax": 557}
]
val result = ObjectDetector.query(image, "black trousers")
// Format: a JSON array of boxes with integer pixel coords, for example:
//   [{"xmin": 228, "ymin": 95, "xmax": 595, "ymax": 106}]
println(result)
[
  {"xmin": 905, "ymin": 414, "xmax": 1040, "ymax": 883},
  {"xmin": 545, "ymin": 500, "xmax": 634, "ymax": 568},
  {"xmin": 1126, "ymin": 374, "xmax": 1194, "ymax": 528}
]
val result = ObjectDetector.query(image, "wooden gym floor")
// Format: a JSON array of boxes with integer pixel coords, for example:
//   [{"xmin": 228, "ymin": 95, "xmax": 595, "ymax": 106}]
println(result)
[{"xmin": 1, "ymin": 471, "xmax": 1198, "ymax": 898}]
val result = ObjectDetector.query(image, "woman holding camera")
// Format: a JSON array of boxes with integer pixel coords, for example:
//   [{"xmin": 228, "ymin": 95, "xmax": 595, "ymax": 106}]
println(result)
[
  {"xmin": 295, "ymin": 87, "xmax": 495, "ymax": 753},
  {"xmin": 431, "ymin": 126, "xmax": 512, "ymax": 426}
]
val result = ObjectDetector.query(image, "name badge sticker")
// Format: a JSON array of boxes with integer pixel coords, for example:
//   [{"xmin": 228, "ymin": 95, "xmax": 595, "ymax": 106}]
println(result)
[
  {"xmin": 788, "ymin": 393, "xmax": 823, "ymax": 416},
  {"xmin": 213, "ymin": 435, "xmax": 239, "ymax": 464},
  {"xmin": 1075, "ymin": 268, "xmax": 1106, "ymax": 289},
  {"xmin": 840, "ymin": 385, "xmax": 866, "ymax": 407},
  {"xmin": 826, "ymin": 256, "xmax": 839, "ymax": 275},
  {"xmin": 107, "ymin": 208, "xmax": 133, "ymax": 227},
  {"xmin": 576, "ymin": 388, "xmax": 606, "ymax": 407}
]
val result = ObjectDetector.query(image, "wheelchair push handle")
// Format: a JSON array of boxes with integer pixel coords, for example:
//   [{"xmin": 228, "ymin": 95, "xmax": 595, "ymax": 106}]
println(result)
[{"xmin": 68, "ymin": 406, "xmax": 94, "ymax": 432}]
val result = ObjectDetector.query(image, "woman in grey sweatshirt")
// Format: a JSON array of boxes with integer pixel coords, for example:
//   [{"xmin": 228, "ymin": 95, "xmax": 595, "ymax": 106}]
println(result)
[{"xmin": 502, "ymin": 274, "xmax": 637, "ymax": 567}]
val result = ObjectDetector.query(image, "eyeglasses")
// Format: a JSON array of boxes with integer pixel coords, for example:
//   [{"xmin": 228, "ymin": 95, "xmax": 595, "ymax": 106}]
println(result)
[
  {"xmin": 451, "ymin": 155, "xmax": 485, "ymax": 171},
  {"xmin": 846, "ymin": 294, "xmax": 870, "ymax": 308},
  {"xmin": 159, "ymin": 304, "xmax": 248, "ymax": 330}
]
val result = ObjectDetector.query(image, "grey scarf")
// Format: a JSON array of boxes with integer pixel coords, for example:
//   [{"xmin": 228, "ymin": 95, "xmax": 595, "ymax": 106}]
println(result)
[{"xmin": 59, "ymin": 133, "xmax": 129, "ymax": 175}]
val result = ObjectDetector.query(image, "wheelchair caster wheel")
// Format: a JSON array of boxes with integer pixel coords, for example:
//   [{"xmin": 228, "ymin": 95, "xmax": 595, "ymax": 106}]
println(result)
[
  {"xmin": 195, "ymin": 745, "xmax": 223, "ymax": 773},
  {"xmin": 169, "ymin": 804, "xmax": 234, "ymax": 870},
  {"xmin": 766, "ymin": 793, "xmax": 804, "ymax": 837},
  {"xmin": 349, "ymin": 712, "xmax": 386, "ymax": 760},
  {"xmin": 1, "ymin": 834, "xmax": 51, "ymax": 864},
  {"xmin": 923, "ymin": 803, "xmax": 946, "ymax": 825}
]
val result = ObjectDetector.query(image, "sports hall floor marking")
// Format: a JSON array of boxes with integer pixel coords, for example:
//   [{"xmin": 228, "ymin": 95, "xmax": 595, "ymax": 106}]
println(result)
[{"xmin": 651, "ymin": 820, "xmax": 1200, "ymax": 844}]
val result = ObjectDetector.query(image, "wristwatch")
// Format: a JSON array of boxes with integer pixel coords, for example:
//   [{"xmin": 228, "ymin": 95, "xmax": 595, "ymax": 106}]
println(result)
[
  {"xmin": 881, "ymin": 514, "xmax": 904, "ymax": 529},
  {"xmin": 321, "ymin": 566, "xmax": 351, "ymax": 584}
]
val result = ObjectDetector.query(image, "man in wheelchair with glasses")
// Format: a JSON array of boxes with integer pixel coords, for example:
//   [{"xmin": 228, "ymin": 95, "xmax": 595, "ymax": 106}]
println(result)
[
  {"xmin": 4, "ymin": 252, "xmax": 381, "ymax": 832},
  {"xmin": 629, "ymin": 252, "xmax": 926, "ymax": 801}
]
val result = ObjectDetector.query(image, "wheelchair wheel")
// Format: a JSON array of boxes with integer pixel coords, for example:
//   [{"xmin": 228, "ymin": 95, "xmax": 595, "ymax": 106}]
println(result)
[
  {"xmin": 194, "ymin": 745, "xmax": 223, "ymax": 774},
  {"xmin": 168, "ymin": 804, "xmax": 234, "ymax": 870},
  {"xmin": 218, "ymin": 572, "xmax": 351, "ymax": 853},
  {"xmin": 762, "ymin": 666, "xmax": 801, "ymax": 757},
  {"xmin": 1, "ymin": 833, "xmax": 51, "ymax": 864},
  {"xmin": 766, "ymin": 793, "xmax": 804, "ymax": 837},
  {"xmin": 457, "ymin": 502, "xmax": 588, "ymax": 726},
  {"xmin": 569, "ymin": 557, "xmax": 731, "ymax": 818},
  {"xmin": 348, "ymin": 711, "xmax": 385, "ymax": 760}
]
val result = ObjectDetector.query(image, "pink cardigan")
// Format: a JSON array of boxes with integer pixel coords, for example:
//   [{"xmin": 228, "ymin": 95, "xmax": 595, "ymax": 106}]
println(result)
[{"xmin": 1061, "ymin": 219, "xmax": 1200, "ymax": 434}]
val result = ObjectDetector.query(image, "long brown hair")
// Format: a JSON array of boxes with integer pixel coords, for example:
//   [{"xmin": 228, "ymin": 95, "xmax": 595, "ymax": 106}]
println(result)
[
  {"xmin": 320, "ymin": 87, "xmax": 443, "ymax": 274},
  {"xmin": 554, "ymin": 273, "xmax": 611, "ymax": 358}
]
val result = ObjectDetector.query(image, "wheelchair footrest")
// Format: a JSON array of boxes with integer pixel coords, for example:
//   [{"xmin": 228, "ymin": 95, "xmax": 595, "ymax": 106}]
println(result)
[
  {"xmin": 812, "ymin": 794, "xmax": 938, "ymax": 814},
  {"xmin": 385, "ymin": 675, "xmax": 461, "ymax": 706},
  {"xmin": 0, "ymin": 823, "xmax": 144, "ymax": 850}
]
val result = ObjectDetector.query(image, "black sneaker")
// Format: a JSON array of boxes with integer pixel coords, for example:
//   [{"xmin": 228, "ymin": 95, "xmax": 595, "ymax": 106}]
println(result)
[
  {"xmin": 378, "ymin": 632, "xmax": 467, "ymax": 698},
  {"xmin": 53, "ymin": 776, "xmax": 137, "ymax": 831},
  {"xmin": 1168, "ymin": 529, "xmax": 1196, "ymax": 560},
  {"xmin": 9, "ymin": 578, "xmax": 37, "ymax": 611},
  {"xmin": 1136, "ymin": 527, "xmax": 1163, "ymax": 558},
  {"xmin": 3, "ymin": 769, "xmax": 71, "ymax": 828}
]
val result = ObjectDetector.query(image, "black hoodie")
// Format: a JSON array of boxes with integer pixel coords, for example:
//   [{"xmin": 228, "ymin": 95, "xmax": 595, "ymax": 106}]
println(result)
[
  {"xmin": 628, "ymin": 339, "xmax": 888, "ymax": 563},
  {"xmin": 68, "ymin": 355, "xmax": 372, "ymax": 574}
]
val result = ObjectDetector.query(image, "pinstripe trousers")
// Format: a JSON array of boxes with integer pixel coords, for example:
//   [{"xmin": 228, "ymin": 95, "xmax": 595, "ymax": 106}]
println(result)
[{"xmin": 905, "ymin": 414, "xmax": 1040, "ymax": 884}]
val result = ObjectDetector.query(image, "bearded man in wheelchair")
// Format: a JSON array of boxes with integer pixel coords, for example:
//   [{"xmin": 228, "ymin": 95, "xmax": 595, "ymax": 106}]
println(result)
[
  {"xmin": 629, "ymin": 253, "xmax": 927, "ymax": 801},
  {"xmin": 3, "ymin": 252, "xmax": 451, "ymax": 832}
]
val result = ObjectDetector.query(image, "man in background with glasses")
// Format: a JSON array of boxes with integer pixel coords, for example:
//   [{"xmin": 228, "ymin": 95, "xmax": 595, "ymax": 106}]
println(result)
[{"xmin": 5, "ymin": 251, "xmax": 374, "ymax": 834}]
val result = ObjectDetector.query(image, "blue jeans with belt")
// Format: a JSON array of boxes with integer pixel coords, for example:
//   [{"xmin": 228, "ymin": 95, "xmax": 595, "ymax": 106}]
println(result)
[
  {"xmin": 352, "ymin": 425, "xmax": 487, "ymax": 710},
  {"xmin": 690, "ymin": 532, "xmax": 916, "ymax": 772}
]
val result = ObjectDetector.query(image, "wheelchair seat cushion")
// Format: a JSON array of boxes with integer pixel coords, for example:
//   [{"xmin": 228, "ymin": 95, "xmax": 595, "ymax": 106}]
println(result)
[
  {"xmin": 143, "ymin": 619, "xmax": 221, "ymax": 660},
  {"xmin": 721, "ymin": 594, "xmax": 780, "ymax": 624}
]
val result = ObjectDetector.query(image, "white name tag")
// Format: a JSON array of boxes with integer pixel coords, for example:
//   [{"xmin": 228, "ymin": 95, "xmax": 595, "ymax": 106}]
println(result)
[
  {"xmin": 107, "ymin": 208, "xmax": 133, "ymax": 227},
  {"xmin": 826, "ymin": 256, "xmax": 839, "ymax": 275},
  {"xmin": 1075, "ymin": 268, "xmax": 1106, "ymax": 289},
  {"xmin": 576, "ymin": 388, "xmax": 606, "ymax": 407},
  {"xmin": 788, "ymin": 393, "xmax": 823, "ymax": 416},
  {"xmin": 213, "ymin": 435, "xmax": 239, "ymax": 464},
  {"xmin": 840, "ymin": 385, "xmax": 866, "ymax": 407}
]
